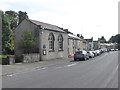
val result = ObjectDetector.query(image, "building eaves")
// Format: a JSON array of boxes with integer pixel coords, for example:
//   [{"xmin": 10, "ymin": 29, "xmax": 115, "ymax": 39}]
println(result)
[
  {"xmin": 28, "ymin": 19, "xmax": 65, "ymax": 33},
  {"xmin": 85, "ymin": 39, "xmax": 92, "ymax": 42},
  {"xmin": 68, "ymin": 34, "xmax": 80, "ymax": 40}
]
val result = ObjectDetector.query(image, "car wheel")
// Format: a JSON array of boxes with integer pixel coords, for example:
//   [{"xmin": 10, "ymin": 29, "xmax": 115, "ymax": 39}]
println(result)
[
  {"xmin": 74, "ymin": 58, "xmax": 76, "ymax": 61},
  {"xmin": 84, "ymin": 57, "xmax": 86, "ymax": 61}
]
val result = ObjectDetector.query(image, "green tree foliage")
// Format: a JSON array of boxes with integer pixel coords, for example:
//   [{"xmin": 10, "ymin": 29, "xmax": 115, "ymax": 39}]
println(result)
[
  {"xmin": 2, "ymin": 10, "xmax": 29, "ymax": 54},
  {"xmin": 18, "ymin": 11, "xmax": 28, "ymax": 24},
  {"xmin": 2, "ymin": 12, "xmax": 14, "ymax": 54},
  {"xmin": 108, "ymin": 34, "xmax": 120, "ymax": 44},
  {"xmin": 5, "ymin": 10, "xmax": 18, "ymax": 30},
  {"xmin": 99, "ymin": 36, "xmax": 106, "ymax": 43},
  {"xmin": 108, "ymin": 34, "xmax": 120, "ymax": 50},
  {"xmin": 18, "ymin": 29, "xmax": 36, "ymax": 54}
]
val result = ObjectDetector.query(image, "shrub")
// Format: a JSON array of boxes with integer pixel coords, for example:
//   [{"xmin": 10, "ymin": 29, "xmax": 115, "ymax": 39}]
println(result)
[{"xmin": 17, "ymin": 29, "xmax": 37, "ymax": 54}]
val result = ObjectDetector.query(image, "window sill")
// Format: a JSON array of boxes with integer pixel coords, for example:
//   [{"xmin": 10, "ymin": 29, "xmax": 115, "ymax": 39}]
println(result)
[{"xmin": 58, "ymin": 50, "xmax": 63, "ymax": 51}]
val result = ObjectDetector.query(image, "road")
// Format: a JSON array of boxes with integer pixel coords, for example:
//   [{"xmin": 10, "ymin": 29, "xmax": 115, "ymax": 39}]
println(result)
[{"xmin": 2, "ymin": 51, "xmax": 119, "ymax": 88}]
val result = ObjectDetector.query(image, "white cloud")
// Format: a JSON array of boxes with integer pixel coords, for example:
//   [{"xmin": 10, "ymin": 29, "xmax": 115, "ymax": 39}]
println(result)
[{"xmin": 0, "ymin": 0, "xmax": 119, "ymax": 40}]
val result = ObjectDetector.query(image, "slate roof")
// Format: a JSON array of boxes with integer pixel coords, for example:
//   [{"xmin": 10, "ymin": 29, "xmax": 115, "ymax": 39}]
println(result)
[
  {"xmin": 68, "ymin": 34, "xmax": 81, "ymax": 40},
  {"xmin": 100, "ymin": 43, "xmax": 115, "ymax": 46},
  {"xmin": 82, "ymin": 39, "xmax": 87, "ymax": 43},
  {"xmin": 85, "ymin": 39, "xmax": 93, "ymax": 42},
  {"xmin": 28, "ymin": 19, "xmax": 65, "ymax": 33}
]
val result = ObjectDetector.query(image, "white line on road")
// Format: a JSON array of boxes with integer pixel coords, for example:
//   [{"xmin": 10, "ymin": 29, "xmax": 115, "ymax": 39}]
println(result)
[
  {"xmin": 6, "ymin": 74, "xmax": 15, "ymax": 77},
  {"xmin": 4, "ymin": 67, "xmax": 47, "ymax": 77},
  {"xmin": 66, "ymin": 63, "xmax": 77, "ymax": 67},
  {"xmin": 35, "ymin": 67, "xmax": 46, "ymax": 70},
  {"xmin": 4, "ymin": 73, "xmax": 16, "ymax": 77}
]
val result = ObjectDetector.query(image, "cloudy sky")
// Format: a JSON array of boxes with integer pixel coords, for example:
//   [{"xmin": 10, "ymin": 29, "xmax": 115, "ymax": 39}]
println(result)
[{"xmin": 0, "ymin": 0, "xmax": 119, "ymax": 41}]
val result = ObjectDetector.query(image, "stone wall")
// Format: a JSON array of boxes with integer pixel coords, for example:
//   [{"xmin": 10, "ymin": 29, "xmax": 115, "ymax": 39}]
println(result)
[
  {"xmin": 22, "ymin": 53, "xmax": 40, "ymax": 63},
  {"xmin": 0, "ymin": 55, "xmax": 15, "ymax": 65}
]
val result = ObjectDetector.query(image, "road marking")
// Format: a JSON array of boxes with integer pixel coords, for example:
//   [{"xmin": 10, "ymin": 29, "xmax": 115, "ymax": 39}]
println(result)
[
  {"xmin": 40, "ymin": 67, "xmax": 46, "ymax": 70},
  {"xmin": 6, "ymin": 74, "xmax": 14, "ymax": 77},
  {"xmin": 3, "ymin": 73, "xmax": 16, "ymax": 77},
  {"xmin": 66, "ymin": 63, "xmax": 77, "ymax": 67},
  {"xmin": 3, "ymin": 67, "xmax": 47, "ymax": 77},
  {"xmin": 34, "ymin": 67, "xmax": 46, "ymax": 70}
]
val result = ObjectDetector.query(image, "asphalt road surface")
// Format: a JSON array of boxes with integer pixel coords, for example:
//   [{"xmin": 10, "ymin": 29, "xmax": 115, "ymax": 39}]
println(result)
[{"xmin": 2, "ymin": 51, "xmax": 119, "ymax": 88}]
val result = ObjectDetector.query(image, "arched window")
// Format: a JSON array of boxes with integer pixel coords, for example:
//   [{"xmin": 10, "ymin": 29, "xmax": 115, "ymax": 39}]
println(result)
[
  {"xmin": 58, "ymin": 34, "xmax": 63, "ymax": 51},
  {"xmin": 48, "ymin": 33, "xmax": 55, "ymax": 51}
]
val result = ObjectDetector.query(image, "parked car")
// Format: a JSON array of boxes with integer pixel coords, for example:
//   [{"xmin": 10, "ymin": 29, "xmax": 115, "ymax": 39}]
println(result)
[
  {"xmin": 100, "ymin": 49, "xmax": 104, "ymax": 54},
  {"xmin": 74, "ymin": 50, "xmax": 89, "ymax": 61},
  {"xmin": 107, "ymin": 48, "xmax": 110, "ymax": 52},
  {"xmin": 103, "ymin": 48, "xmax": 108, "ymax": 52},
  {"xmin": 87, "ymin": 51, "xmax": 94, "ymax": 58},
  {"xmin": 95, "ymin": 50, "xmax": 101, "ymax": 56},
  {"xmin": 115, "ymin": 49, "xmax": 118, "ymax": 51},
  {"xmin": 92, "ymin": 50, "xmax": 97, "ymax": 56},
  {"xmin": 110, "ymin": 49, "xmax": 115, "ymax": 51}
]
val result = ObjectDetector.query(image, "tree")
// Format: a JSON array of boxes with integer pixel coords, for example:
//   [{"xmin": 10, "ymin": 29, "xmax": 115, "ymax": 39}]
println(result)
[
  {"xmin": 108, "ymin": 34, "xmax": 120, "ymax": 50},
  {"xmin": 108, "ymin": 34, "xmax": 120, "ymax": 44},
  {"xmin": 17, "ymin": 29, "xmax": 36, "ymax": 54},
  {"xmin": 2, "ymin": 10, "xmax": 29, "ymax": 54},
  {"xmin": 2, "ymin": 12, "xmax": 14, "ymax": 54},
  {"xmin": 100, "ymin": 36, "xmax": 106, "ymax": 43},
  {"xmin": 18, "ymin": 11, "xmax": 28, "ymax": 24},
  {"xmin": 5, "ymin": 10, "xmax": 18, "ymax": 30}
]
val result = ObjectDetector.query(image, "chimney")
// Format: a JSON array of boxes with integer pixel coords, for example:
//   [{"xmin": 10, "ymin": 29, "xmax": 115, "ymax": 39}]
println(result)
[
  {"xmin": 91, "ymin": 37, "xmax": 93, "ymax": 41},
  {"xmin": 77, "ymin": 34, "xmax": 80, "ymax": 37},
  {"xmin": 64, "ymin": 29, "xmax": 68, "ymax": 33}
]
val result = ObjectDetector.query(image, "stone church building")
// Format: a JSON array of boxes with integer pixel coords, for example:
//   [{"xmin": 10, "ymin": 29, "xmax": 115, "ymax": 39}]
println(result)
[{"xmin": 14, "ymin": 19, "xmax": 68, "ymax": 61}]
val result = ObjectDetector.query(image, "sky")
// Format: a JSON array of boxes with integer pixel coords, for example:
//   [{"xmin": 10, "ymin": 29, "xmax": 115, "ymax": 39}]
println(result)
[{"xmin": 0, "ymin": 0, "xmax": 119, "ymax": 41}]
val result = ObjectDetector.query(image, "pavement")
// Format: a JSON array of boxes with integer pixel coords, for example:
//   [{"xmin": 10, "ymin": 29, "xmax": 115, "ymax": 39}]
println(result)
[{"xmin": 1, "ymin": 57, "xmax": 73, "ymax": 76}]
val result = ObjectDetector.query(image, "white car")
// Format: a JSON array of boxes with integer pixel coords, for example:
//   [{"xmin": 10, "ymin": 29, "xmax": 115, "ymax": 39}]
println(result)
[
  {"xmin": 95, "ymin": 50, "xmax": 101, "ymax": 55},
  {"xmin": 87, "ymin": 51, "xmax": 94, "ymax": 58},
  {"xmin": 92, "ymin": 50, "xmax": 97, "ymax": 56},
  {"xmin": 110, "ymin": 49, "xmax": 115, "ymax": 51}
]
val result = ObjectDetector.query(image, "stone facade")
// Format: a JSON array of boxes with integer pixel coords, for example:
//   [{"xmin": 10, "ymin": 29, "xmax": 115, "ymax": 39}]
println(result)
[
  {"xmin": 85, "ymin": 38, "xmax": 94, "ymax": 51},
  {"xmin": 14, "ymin": 19, "xmax": 92, "ymax": 62},
  {"xmin": 22, "ymin": 54, "xmax": 40, "ymax": 63},
  {"xmin": 93, "ymin": 41, "xmax": 100, "ymax": 50},
  {"xmin": 15, "ymin": 19, "xmax": 68, "ymax": 62},
  {"xmin": 41, "ymin": 30, "xmax": 68, "ymax": 61},
  {"xmin": 68, "ymin": 34, "xmax": 82, "ymax": 57},
  {"xmin": 81, "ymin": 39, "xmax": 87, "ymax": 50}
]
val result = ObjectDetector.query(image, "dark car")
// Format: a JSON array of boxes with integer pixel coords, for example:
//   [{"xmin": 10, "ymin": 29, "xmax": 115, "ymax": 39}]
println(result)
[{"xmin": 74, "ymin": 50, "xmax": 89, "ymax": 61}]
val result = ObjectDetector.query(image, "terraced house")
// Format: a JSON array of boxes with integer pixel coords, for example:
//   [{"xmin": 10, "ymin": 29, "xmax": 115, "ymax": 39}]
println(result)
[
  {"xmin": 14, "ymin": 18, "xmax": 93, "ymax": 62},
  {"xmin": 68, "ymin": 33, "xmax": 82, "ymax": 57}
]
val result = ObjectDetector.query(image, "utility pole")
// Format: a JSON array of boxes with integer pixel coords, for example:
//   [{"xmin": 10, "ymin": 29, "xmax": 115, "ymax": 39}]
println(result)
[{"xmin": 38, "ymin": 25, "xmax": 43, "ymax": 61}]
